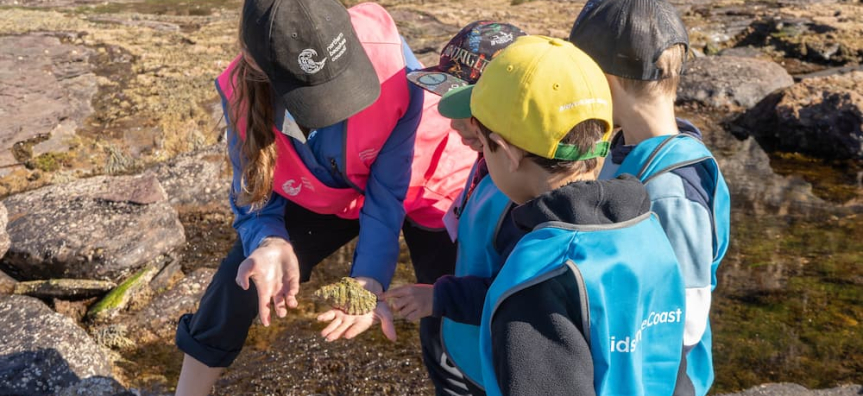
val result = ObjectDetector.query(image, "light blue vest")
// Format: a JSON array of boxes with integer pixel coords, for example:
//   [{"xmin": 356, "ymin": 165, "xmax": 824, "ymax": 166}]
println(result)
[
  {"xmin": 442, "ymin": 170, "xmax": 512, "ymax": 387},
  {"xmin": 479, "ymin": 213, "xmax": 686, "ymax": 396},
  {"xmin": 613, "ymin": 134, "xmax": 731, "ymax": 396}
]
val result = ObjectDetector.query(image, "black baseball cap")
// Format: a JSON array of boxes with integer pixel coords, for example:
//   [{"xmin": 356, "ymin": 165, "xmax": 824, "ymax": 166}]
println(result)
[
  {"xmin": 407, "ymin": 21, "xmax": 526, "ymax": 96},
  {"xmin": 568, "ymin": 0, "xmax": 689, "ymax": 81},
  {"xmin": 241, "ymin": 0, "xmax": 380, "ymax": 129}
]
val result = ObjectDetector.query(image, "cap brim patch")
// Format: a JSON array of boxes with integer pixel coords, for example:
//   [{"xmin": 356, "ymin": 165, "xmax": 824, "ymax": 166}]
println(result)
[
  {"xmin": 407, "ymin": 68, "xmax": 470, "ymax": 96},
  {"xmin": 438, "ymin": 84, "xmax": 474, "ymax": 119}
]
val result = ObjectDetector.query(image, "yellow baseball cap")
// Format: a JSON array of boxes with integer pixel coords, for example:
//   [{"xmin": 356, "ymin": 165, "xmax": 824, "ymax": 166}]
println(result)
[{"xmin": 438, "ymin": 35, "xmax": 613, "ymax": 161}]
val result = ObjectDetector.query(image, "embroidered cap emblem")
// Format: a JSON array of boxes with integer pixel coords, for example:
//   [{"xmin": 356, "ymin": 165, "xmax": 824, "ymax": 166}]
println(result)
[
  {"xmin": 282, "ymin": 179, "xmax": 302, "ymax": 196},
  {"xmin": 298, "ymin": 48, "xmax": 327, "ymax": 74}
]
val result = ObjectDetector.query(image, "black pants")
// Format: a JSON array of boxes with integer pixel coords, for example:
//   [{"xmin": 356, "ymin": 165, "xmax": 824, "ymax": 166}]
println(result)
[{"xmin": 176, "ymin": 200, "xmax": 472, "ymax": 395}]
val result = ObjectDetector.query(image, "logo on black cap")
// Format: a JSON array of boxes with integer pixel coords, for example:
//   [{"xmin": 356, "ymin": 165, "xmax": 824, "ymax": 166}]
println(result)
[{"xmin": 298, "ymin": 49, "xmax": 327, "ymax": 74}]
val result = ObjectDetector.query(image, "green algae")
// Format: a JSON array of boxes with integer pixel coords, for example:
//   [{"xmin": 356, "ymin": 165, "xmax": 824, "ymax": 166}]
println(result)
[
  {"xmin": 712, "ymin": 212, "xmax": 863, "ymax": 393},
  {"xmin": 88, "ymin": 266, "xmax": 157, "ymax": 321}
]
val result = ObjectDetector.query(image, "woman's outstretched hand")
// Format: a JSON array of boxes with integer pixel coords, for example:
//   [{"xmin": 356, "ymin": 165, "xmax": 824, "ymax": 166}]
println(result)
[
  {"xmin": 316, "ymin": 277, "xmax": 397, "ymax": 342},
  {"xmin": 235, "ymin": 237, "xmax": 301, "ymax": 327}
]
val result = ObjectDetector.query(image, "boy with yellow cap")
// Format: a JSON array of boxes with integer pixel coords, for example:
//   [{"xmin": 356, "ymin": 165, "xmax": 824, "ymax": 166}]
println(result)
[{"xmin": 437, "ymin": 35, "xmax": 688, "ymax": 395}]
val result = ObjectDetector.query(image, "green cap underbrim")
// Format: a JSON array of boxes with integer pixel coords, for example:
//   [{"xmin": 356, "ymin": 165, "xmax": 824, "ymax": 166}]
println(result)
[{"xmin": 438, "ymin": 84, "xmax": 474, "ymax": 119}]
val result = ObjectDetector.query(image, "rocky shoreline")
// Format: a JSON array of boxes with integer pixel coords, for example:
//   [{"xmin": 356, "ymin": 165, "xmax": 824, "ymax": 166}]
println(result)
[{"xmin": 0, "ymin": 0, "xmax": 860, "ymax": 394}]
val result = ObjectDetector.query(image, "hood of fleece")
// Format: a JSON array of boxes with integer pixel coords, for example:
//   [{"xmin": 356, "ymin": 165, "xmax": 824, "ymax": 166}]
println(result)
[{"xmin": 512, "ymin": 174, "xmax": 651, "ymax": 230}]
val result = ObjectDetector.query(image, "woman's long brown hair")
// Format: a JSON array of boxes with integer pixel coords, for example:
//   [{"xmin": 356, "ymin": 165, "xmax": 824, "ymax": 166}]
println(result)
[{"xmin": 230, "ymin": 46, "xmax": 278, "ymax": 210}]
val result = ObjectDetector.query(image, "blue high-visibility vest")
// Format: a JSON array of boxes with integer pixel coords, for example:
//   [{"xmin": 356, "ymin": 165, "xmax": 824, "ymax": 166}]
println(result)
[
  {"xmin": 613, "ymin": 134, "xmax": 731, "ymax": 396},
  {"xmin": 479, "ymin": 212, "xmax": 686, "ymax": 395},
  {"xmin": 442, "ymin": 168, "xmax": 512, "ymax": 387}
]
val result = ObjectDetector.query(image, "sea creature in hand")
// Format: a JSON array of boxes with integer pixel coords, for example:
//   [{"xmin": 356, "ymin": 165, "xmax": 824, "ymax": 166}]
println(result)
[{"xmin": 313, "ymin": 277, "xmax": 377, "ymax": 315}]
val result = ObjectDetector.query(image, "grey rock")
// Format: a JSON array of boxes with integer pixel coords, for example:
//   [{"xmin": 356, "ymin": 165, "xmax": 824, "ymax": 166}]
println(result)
[
  {"xmin": 151, "ymin": 143, "xmax": 231, "ymax": 211},
  {"xmin": 129, "ymin": 268, "xmax": 214, "ymax": 343},
  {"xmin": 696, "ymin": 116, "xmax": 848, "ymax": 217},
  {"xmin": 95, "ymin": 173, "xmax": 167, "ymax": 204},
  {"xmin": 149, "ymin": 255, "xmax": 183, "ymax": 292},
  {"xmin": 678, "ymin": 56, "xmax": 795, "ymax": 109},
  {"xmin": 14, "ymin": 279, "xmax": 116, "ymax": 299},
  {"xmin": 795, "ymin": 65, "xmax": 863, "ymax": 81},
  {"xmin": 0, "ymin": 201, "xmax": 9, "ymax": 259},
  {"xmin": 1, "ymin": 174, "xmax": 186, "ymax": 282},
  {"xmin": 0, "ymin": 269, "xmax": 15, "ymax": 295},
  {"xmin": 735, "ymin": 71, "xmax": 863, "ymax": 160},
  {"xmin": 55, "ymin": 376, "xmax": 135, "ymax": 396},
  {"xmin": 91, "ymin": 324, "xmax": 136, "ymax": 351},
  {"xmin": 0, "ymin": 34, "xmax": 96, "ymax": 171},
  {"xmin": 717, "ymin": 383, "xmax": 862, "ymax": 396},
  {"xmin": 719, "ymin": 46, "xmax": 770, "ymax": 59},
  {"xmin": 0, "ymin": 295, "xmax": 112, "ymax": 395}
]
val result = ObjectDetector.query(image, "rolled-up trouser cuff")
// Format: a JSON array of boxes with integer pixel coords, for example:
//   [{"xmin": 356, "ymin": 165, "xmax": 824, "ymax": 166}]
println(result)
[{"xmin": 175, "ymin": 313, "xmax": 243, "ymax": 368}]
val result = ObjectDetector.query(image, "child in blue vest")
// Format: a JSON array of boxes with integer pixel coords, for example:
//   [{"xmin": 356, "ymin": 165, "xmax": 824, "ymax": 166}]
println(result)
[
  {"xmin": 436, "ymin": 35, "xmax": 689, "ymax": 396},
  {"xmin": 385, "ymin": 21, "xmax": 527, "ymax": 396},
  {"xmin": 569, "ymin": 1, "xmax": 731, "ymax": 394}
]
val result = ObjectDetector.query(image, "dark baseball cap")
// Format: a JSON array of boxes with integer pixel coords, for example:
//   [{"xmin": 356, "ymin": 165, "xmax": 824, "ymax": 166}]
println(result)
[
  {"xmin": 407, "ymin": 21, "xmax": 526, "ymax": 96},
  {"xmin": 241, "ymin": 0, "xmax": 380, "ymax": 129},
  {"xmin": 568, "ymin": 0, "xmax": 689, "ymax": 81}
]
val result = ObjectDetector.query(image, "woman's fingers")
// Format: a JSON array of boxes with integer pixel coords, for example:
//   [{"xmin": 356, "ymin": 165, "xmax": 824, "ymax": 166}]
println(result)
[
  {"xmin": 320, "ymin": 315, "xmax": 343, "ymax": 338},
  {"xmin": 273, "ymin": 292, "xmax": 288, "ymax": 318},
  {"xmin": 317, "ymin": 309, "xmax": 337, "ymax": 322},
  {"xmin": 326, "ymin": 318, "xmax": 356, "ymax": 341},
  {"xmin": 342, "ymin": 316, "xmax": 374, "ymax": 340}
]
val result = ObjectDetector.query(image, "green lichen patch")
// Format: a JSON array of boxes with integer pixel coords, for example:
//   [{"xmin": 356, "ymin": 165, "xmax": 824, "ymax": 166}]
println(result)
[{"xmin": 88, "ymin": 265, "xmax": 158, "ymax": 322}]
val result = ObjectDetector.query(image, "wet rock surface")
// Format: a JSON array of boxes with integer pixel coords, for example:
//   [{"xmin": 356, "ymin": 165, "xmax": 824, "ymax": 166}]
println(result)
[
  {"xmin": 0, "ymin": 295, "xmax": 112, "ymax": 395},
  {"xmin": 1, "ymin": 174, "xmax": 186, "ymax": 282},
  {"xmin": 0, "ymin": 34, "xmax": 97, "ymax": 175},
  {"xmin": 678, "ymin": 56, "xmax": 795, "ymax": 109},
  {"xmin": 718, "ymin": 383, "xmax": 863, "ymax": 396},
  {"xmin": 13, "ymin": 278, "xmax": 116, "ymax": 299},
  {"xmin": 734, "ymin": 71, "xmax": 863, "ymax": 160},
  {"xmin": 128, "ymin": 268, "xmax": 214, "ymax": 344}
]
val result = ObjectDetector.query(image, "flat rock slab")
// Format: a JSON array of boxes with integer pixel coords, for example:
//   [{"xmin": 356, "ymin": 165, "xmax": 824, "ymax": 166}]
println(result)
[
  {"xmin": 718, "ymin": 383, "xmax": 863, "ymax": 396},
  {"xmin": 151, "ymin": 143, "xmax": 231, "ymax": 211},
  {"xmin": 14, "ymin": 279, "xmax": 116, "ymax": 299},
  {"xmin": 56, "ymin": 376, "xmax": 135, "ymax": 396},
  {"xmin": 129, "ymin": 268, "xmax": 214, "ymax": 344},
  {"xmin": 678, "ymin": 56, "xmax": 794, "ymax": 109},
  {"xmin": 0, "ymin": 34, "xmax": 97, "ymax": 173},
  {"xmin": 1, "ymin": 173, "xmax": 186, "ymax": 282},
  {"xmin": 735, "ymin": 71, "xmax": 863, "ymax": 160},
  {"xmin": 0, "ymin": 295, "xmax": 112, "ymax": 396}
]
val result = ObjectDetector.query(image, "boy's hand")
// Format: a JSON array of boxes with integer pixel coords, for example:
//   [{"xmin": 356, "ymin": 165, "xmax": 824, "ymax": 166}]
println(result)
[
  {"xmin": 382, "ymin": 284, "xmax": 434, "ymax": 322},
  {"xmin": 316, "ymin": 277, "xmax": 397, "ymax": 342}
]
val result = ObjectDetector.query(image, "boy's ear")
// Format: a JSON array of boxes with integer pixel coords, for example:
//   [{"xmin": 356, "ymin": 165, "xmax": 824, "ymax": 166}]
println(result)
[{"xmin": 489, "ymin": 133, "xmax": 524, "ymax": 173}]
